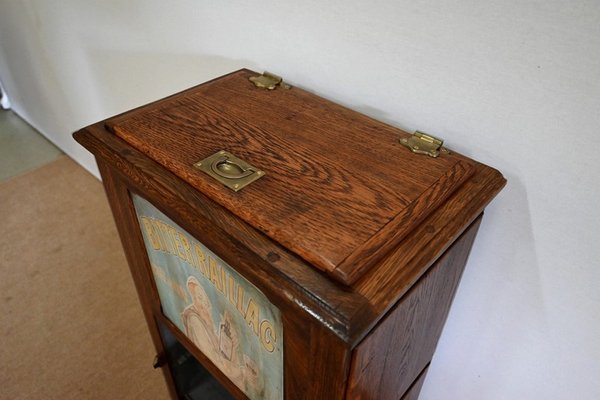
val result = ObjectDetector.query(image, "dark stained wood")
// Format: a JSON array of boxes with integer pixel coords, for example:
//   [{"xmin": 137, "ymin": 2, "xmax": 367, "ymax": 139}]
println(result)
[
  {"xmin": 333, "ymin": 159, "xmax": 473, "ymax": 284},
  {"xmin": 400, "ymin": 366, "xmax": 429, "ymax": 400},
  {"xmin": 89, "ymin": 137, "xmax": 354, "ymax": 400},
  {"xmin": 73, "ymin": 68, "xmax": 506, "ymax": 400},
  {"xmin": 345, "ymin": 216, "xmax": 481, "ymax": 400},
  {"xmin": 284, "ymin": 315, "xmax": 351, "ymax": 399},
  {"xmin": 106, "ymin": 69, "xmax": 476, "ymax": 285},
  {"xmin": 306, "ymin": 324, "xmax": 352, "ymax": 399},
  {"xmin": 75, "ymin": 122, "xmax": 372, "ymax": 343},
  {"xmin": 76, "ymin": 120, "xmax": 505, "ymax": 345},
  {"xmin": 349, "ymin": 163, "xmax": 504, "ymax": 344},
  {"xmin": 96, "ymin": 159, "xmax": 180, "ymax": 400}
]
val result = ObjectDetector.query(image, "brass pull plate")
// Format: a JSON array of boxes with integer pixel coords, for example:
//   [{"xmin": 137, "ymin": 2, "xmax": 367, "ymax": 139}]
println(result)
[{"xmin": 194, "ymin": 150, "xmax": 265, "ymax": 192}]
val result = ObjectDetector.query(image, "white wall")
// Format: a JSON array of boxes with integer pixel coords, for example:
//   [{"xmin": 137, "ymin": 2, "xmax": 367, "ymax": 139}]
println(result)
[{"xmin": 1, "ymin": 1, "xmax": 599, "ymax": 398}]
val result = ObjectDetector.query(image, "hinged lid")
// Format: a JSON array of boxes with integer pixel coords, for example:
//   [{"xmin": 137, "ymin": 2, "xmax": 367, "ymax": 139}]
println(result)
[{"xmin": 105, "ymin": 69, "xmax": 477, "ymax": 285}]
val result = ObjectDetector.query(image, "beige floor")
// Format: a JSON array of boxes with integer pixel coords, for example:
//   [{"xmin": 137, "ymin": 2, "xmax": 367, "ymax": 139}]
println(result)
[
  {"xmin": 0, "ymin": 110, "xmax": 63, "ymax": 182},
  {"xmin": 0, "ymin": 111, "xmax": 170, "ymax": 399}
]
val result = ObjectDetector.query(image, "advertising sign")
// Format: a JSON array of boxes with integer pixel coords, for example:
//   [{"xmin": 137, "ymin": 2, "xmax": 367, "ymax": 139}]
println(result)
[{"xmin": 132, "ymin": 194, "xmax": 283, "ymax": 400}]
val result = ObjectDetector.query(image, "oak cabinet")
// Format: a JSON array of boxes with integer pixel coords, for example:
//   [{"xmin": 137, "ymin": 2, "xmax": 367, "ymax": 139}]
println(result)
[{"xmin": 74, "ymin": 69, "xmax": 505, "ymax": 400}]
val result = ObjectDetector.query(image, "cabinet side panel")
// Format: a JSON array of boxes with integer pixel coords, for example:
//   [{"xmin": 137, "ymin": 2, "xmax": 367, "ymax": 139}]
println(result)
[
  {"xmin": 97, "ymin": 160, "xmax": 179, "ymax": 399},
  {"xmin": 345, "ymin": 216, "xmax": 482, "ymax": 400},
  {"xmin": 283, "ymin": 314, "xmax": 351, "ymax": 400},
  {"xmin": 399, "ymin": 366, "xmax": 429, "ymax": 400}
]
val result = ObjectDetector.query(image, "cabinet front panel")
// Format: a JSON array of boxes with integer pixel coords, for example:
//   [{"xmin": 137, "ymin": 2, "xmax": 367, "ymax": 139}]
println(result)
[{"xmin": 132, "ymin": 194, "xmax": 283, "ymax": 400}]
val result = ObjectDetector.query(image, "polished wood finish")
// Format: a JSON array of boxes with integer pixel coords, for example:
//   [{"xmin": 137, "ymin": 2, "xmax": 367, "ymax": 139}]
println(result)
[
  {"xmin": 400, "ymin": 367, "xmax": 429, "ymax": 400},
  {"xmin": 354, "ymin": 164, "xmax": 503, "ymax": 325},
  {"xmin": 91, "ymin": 145, "xmax": 353, "ymax": 400},
  {"xmin": 73, "ymin": 68, "xmax": 505, "ymax": 399},
  {"xmin": 75, "ymin": 121, "xmax": 369, "ymax": 342},
  {"xmin": 96, "ymin": 159, "xmax": 180, "ymax": 400},
  {"xmin": 106, "ymin": 69, "xmax": 476, "ymax": 285},
  {"xmin": 346, "ymin": 217, "xmax": 481, "ymax": 399}
]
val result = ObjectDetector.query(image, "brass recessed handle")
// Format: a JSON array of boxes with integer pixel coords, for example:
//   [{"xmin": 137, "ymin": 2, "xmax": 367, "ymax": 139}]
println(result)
[
  {"xmin": 194, "ymin": 150, "xmax": 265, "ymax": 192},
  {"xmin": 211, "ymin": 156, "xmax": 255, "ymax": 180}
]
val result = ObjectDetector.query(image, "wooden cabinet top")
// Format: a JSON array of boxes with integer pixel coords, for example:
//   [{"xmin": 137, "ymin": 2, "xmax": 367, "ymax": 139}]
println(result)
[{"xmin": 102, "ymin": 69, "xmax": 498, "ymax": 286}]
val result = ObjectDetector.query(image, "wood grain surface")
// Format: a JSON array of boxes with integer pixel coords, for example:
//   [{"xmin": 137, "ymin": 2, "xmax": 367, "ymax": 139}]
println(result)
[
  {"xmin": 106, "ymin": 69, "xmax": 476, "ymax": 285},
  {"xmin": 93, "ymin": 144, "xmax": 354, "ymax": 400},
  {"xmin": 74, "ymin": 106, "xmax": 506, "ymax": 346},
  {"xmin": 96, "ymin": 160, "xmax": 180, "ymax": 400},
  {"xmin": 346, "ymin": 217, "xmax": 481, "ymax": 399},
  {"xmin": 75, "ymin": 122, "xmax": 371, "ymax": 342},
  {"xmin": 74, "ymin": 107, "xmax": 505, "ymax": 346},
  {"xmin": 73, "ymin": 68, "xmax": 506, "ymax": 400},
  {"xmin": 399, "ymin": 366, "xmax": 429, "ymax": 400}
]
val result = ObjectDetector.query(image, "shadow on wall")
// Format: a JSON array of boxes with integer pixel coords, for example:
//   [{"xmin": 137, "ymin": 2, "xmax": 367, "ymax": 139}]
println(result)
[
  {"xmin": 84, "ymin": 48, "xmax": 258, "ymax": 117},
  {"xmin": 423, "ymin": 172, "xmax": 545, "ymax": 398}
]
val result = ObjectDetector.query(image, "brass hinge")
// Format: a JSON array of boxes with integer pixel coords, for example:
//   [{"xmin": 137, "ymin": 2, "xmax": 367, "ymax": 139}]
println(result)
[
  {"xmin": 399, "ymin": 131, "xmax": 447, "ymax": 158},
  {"xmin": 249, "ymin": 71, "xmax": 291, "ymax": 90}
]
